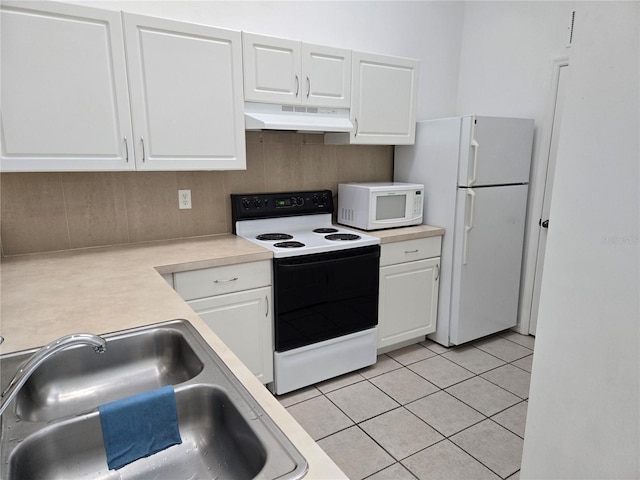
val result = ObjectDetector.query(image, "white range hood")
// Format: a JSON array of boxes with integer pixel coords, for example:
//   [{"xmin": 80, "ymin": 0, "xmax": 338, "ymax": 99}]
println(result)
[{"xmin": 244, "ymin": 102, "xmax": 354, "ymax": 133}]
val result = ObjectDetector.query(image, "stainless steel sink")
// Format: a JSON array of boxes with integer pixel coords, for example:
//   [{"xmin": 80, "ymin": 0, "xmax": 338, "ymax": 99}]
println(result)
[
  {"xmin": 9, "ymin": 385, "xmax": 269, "ymax": 479},
  {"xmin": 0, "ymin": 320, "xmax": 307, "ymax": 480},
  {"xmin": 12, "ymin": 328, "xmax": 204, "ymax": 422}
]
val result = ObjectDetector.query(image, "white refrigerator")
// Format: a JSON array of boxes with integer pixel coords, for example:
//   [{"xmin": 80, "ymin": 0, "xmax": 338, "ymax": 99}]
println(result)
[{"xmin": 395, "ymin": 115, "xmax": 534, "ymax": 346}]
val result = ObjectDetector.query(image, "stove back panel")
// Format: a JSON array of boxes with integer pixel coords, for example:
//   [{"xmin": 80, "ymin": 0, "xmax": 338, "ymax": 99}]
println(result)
[{"xmin": 231, "ymin": 190, "xmax": 334, "ymax": 230}]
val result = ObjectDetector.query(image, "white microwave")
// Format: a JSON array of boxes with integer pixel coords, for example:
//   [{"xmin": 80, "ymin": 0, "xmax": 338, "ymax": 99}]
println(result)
[{"xmin": 338, "ymin": 182, "xmax": 424, "ymax": 231}]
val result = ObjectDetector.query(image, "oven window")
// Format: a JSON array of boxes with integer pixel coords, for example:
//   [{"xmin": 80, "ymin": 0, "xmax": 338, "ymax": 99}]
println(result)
[
  {"xmin": 273, "ymin": 245, "xmax": 380, "ymax": 352},
  {"xmin": 376, "ymin": 194, "xmax": 406, "ymax": 220}
]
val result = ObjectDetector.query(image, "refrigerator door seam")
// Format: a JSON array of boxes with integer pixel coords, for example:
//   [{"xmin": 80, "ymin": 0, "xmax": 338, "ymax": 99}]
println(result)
[{"xmin": 460, "ymin": 183, "xmax": 528, "ymax": 188}]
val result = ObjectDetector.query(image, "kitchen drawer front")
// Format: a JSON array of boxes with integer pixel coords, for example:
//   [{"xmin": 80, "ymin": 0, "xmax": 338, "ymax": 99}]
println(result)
[
  {"xmin": 174, "ymin": 260, "xmax": 271, "ymax": 300},
  {"xmin": 380, "ymin": 236, "xmax": 441, "ymax": 266}
]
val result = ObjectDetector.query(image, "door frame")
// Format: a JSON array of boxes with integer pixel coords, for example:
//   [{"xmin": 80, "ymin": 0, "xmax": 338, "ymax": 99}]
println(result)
[{"xmin": 516, "ymin": 56, "xmax": 570, "ymax": 336}]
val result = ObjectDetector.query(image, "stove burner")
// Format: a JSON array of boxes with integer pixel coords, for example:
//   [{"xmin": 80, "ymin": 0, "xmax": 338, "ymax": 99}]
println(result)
[
  {"xmin": 325, "ymin": 233, "xmax": 361, "ymax": 241},
  {"xmin": 313, "ymin": 228, "xmax": 339, "ymax": 234},
  {"xmin": 256, "ymin": 233, "xmax": 294, "ymax": 241},
  {"xmin": 273, "ymin": 241, "xmax": 306, "ymax": 248}
]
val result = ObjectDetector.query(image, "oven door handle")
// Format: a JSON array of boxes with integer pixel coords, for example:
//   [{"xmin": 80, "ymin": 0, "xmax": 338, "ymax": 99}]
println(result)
[{"xmin": 275, "ymin": 249, "xmax": 380, "ymax": 268}]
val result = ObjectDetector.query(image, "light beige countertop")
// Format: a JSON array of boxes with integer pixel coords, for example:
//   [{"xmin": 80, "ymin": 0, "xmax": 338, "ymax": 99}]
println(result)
[
  {"xmin": 0, "ymin": 225, "xmax": 443, "ymax": 479},
  {"xmin": 0, "ymin": 234, "xmax": 345, "ymax": 479},
  {"xmin": 364, "ymin": 224, "xmax": 445, "ymax": 243}
]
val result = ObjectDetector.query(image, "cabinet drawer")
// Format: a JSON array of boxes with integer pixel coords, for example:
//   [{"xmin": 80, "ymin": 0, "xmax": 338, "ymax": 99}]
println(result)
[
  {"xmin": 174, "ymin": 260, "xmax": 271, "ymax": 301},
  {"xmin": 380, "ymin": 236, "xmax": 441, "ymax": 266}
]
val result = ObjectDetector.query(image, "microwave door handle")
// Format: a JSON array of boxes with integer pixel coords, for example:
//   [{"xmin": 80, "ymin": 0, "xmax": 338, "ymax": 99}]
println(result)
[{"xmin": 463, "ymin": 188, "xmax": 476, "ymax": 265}]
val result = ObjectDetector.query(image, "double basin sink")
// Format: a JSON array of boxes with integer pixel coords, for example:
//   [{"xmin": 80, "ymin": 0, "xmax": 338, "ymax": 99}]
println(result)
[{"xmin": 0, "ymin": 319, "xmax": 307, "ymax": 479}]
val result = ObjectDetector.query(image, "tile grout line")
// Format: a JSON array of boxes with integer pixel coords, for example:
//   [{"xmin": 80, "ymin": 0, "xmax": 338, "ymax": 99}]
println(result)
[
  {"xmin": 449, "ymin": 419, "xmax": 524, "ymax": 480},
  {"xmin": 315, "ymin": 364, "xmax": 511, "ymax": 477},
  {"xmin": 281, "ymin": 345, "xmax": 531, "ymax": 423},
  {"xmin": 279, "ymin": 333, "xmax": 534, "ymax": 480}
]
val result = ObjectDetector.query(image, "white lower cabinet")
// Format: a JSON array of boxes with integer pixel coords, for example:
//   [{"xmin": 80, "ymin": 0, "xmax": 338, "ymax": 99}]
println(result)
[
  {"xmin": 173, "ymin": 261, "xmax": 273, "ymax": 384},
  {"xmin": 378, "ymin": 237, "xmax": 441, "ymax": 350},
  {"xmin": 187, "ymin": 287, "xmax": 273, "ymax": 384}
]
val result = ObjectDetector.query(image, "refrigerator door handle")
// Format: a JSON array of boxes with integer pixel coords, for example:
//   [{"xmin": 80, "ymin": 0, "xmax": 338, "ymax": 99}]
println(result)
[
  {"xmin": 467, "ymin": 116, "xmax": 479, "ymax": 186},
  {"xmin": 469, "ymin": 138, "xmax": 479, "ymax": 186},
  {"xmin": 463, "ymin": 188, "xmax": 476, "ymax": 265}
]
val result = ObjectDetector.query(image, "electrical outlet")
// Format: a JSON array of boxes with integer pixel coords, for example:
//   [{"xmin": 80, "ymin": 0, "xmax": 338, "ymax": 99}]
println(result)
[{"xmin": 178, "ymin": 189, "xmax": 192, "ymax": 209}]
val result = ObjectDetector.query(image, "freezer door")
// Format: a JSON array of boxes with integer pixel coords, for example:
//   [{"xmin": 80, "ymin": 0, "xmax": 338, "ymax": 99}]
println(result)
[
  {"xmin": 458, "ymin": 116, "xmax": 534, "ymax": 187},
  {"xmin": 449, "ymin": 184, "xmax": 528, "ymax": 344}
]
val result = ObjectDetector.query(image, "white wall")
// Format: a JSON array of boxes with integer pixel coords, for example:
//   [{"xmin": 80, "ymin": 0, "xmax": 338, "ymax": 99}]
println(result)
[
  {"xmin": 456, "ymin": 1, "xmax": 574, "ymax": 119},
  {"xmin": 520, "ymin": 2, "xmax": 639, "ymax": 478},
  {"xmin": 71, "ymin": 0, "xmax": 465, "ymax": 120},
  {"xmin": 455, "ymin": 1, "xmax": 576, "ymax": 334}
]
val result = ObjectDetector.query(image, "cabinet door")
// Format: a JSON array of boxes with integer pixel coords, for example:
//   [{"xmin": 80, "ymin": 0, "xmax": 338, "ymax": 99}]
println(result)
[
  {"xmin": 327, "ymin": 51, "xmax": 419, "ymax": 145},
  {"xmin": 301, "ymin": 44, "xmax": 351, "ymax": 108},
  {"xmin": 0, "ymin": 1, "xmax": 133, "ymax": 171},
  {"xmin": 188, "ymin": 287, "xmax": 273, "ymax": 384},
  {"xmin": 124, "ymin": 14, "xmax": 246, "ymax": 170},
  {"xmin": 378, "ymin": 257, "xmax": 439, "ymax": 349},
  {"xmin": 243, "ymin": 33, "xmax": 301, "ymax": 105}
]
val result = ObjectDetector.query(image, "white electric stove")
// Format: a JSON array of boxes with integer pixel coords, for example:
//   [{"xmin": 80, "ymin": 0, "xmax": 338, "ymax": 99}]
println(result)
[{"xmin": 231, "ymin": 190, "xmax": 381, "ymax": 395}]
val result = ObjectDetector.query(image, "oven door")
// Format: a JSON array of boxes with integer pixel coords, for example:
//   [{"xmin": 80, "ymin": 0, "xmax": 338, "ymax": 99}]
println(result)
[{"xmin": 273, "ymin": 245, "xmax": 380, "ymax": 352}]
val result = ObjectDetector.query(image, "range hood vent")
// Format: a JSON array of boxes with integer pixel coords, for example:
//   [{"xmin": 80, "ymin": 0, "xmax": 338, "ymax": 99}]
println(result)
[{"xmin": 244, "ymin": 102, "xmax": 354, "ymax": 133}]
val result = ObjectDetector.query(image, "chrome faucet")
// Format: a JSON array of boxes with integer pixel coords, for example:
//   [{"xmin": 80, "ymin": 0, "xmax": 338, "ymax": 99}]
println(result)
[{"xmin": 0, "ymin": 333, "xmax": 107, "ymax": 417}]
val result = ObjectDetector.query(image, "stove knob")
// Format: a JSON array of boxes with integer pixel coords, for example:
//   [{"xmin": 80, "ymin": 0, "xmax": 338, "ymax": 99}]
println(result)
[
  {"xmin": 290, "ymin": 196, "xmax": 298, "ymax": 206},
  {"xmin": 312, "ymin": 194, "xmax": 318, "ymax": 205},
  {"xmin": 321, "ymin": 193, "xmax": 329, "ymax": 204},
  {"xmin": 253, "ymin": 199, "xmax": 261, "ymax": 209},
  {"xmin": 242, "ymin": 199, "xmax": 250, "ymax": 209},
  {"xmin": 297, "ymin": 196, "xmax": 304, "ymax": 206}
]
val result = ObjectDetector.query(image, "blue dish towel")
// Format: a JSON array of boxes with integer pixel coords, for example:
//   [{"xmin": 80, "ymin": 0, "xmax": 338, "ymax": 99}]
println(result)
[{"xmin": 98, "ymin": 385, "xmax": 182, "ymax": 470}]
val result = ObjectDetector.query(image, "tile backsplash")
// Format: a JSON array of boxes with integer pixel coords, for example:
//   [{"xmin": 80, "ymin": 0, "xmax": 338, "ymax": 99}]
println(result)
[{"xmin": 0, "ymin": 132, "xmax": 393, "ymax": 256}]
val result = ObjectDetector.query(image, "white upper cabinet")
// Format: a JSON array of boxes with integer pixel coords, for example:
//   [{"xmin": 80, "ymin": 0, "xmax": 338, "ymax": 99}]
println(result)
[
  {"xmin": 301, "ymin": 43, "xmax": 351, "ymax": 108},
  {"xmin": 243, "ymin": 33, "xmax": 351, "ymax": 108},
  {"xmin": 325, "ymin": 51, "xmax": 419, "ymax": 145},
  {"xmin": 0, "ymin": 1, "xmax": 134, "ymax": 171},
  {"xmin": 243, "ymin": 34, "xmax": 300, "ymax": 105},
  {"xmin": 2, "ymin": 1, "xmax": 419, "ymax": 170},
  {"xmin": 1, "ymin": 3, "xmax": 246, "ymax": 172},
  {"xmin": 124, "ymin": 14, "xmax": 246, "ymax": 171}
]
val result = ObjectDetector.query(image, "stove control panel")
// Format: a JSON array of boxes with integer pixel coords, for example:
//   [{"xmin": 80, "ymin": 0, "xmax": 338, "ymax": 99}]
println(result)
[
  {"xmin": 231, "ymin": 190, "xmax": 334, "ymax": 225},
  {"xmin": 275, "ymin": 196, "xmax": 305, "ymax": 208}
]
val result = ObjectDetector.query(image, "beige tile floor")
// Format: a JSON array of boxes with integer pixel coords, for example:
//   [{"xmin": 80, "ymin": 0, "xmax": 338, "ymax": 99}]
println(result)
[{"xmin": 277, "ymin": 331, "xmax": 534, "ymax": 480}]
